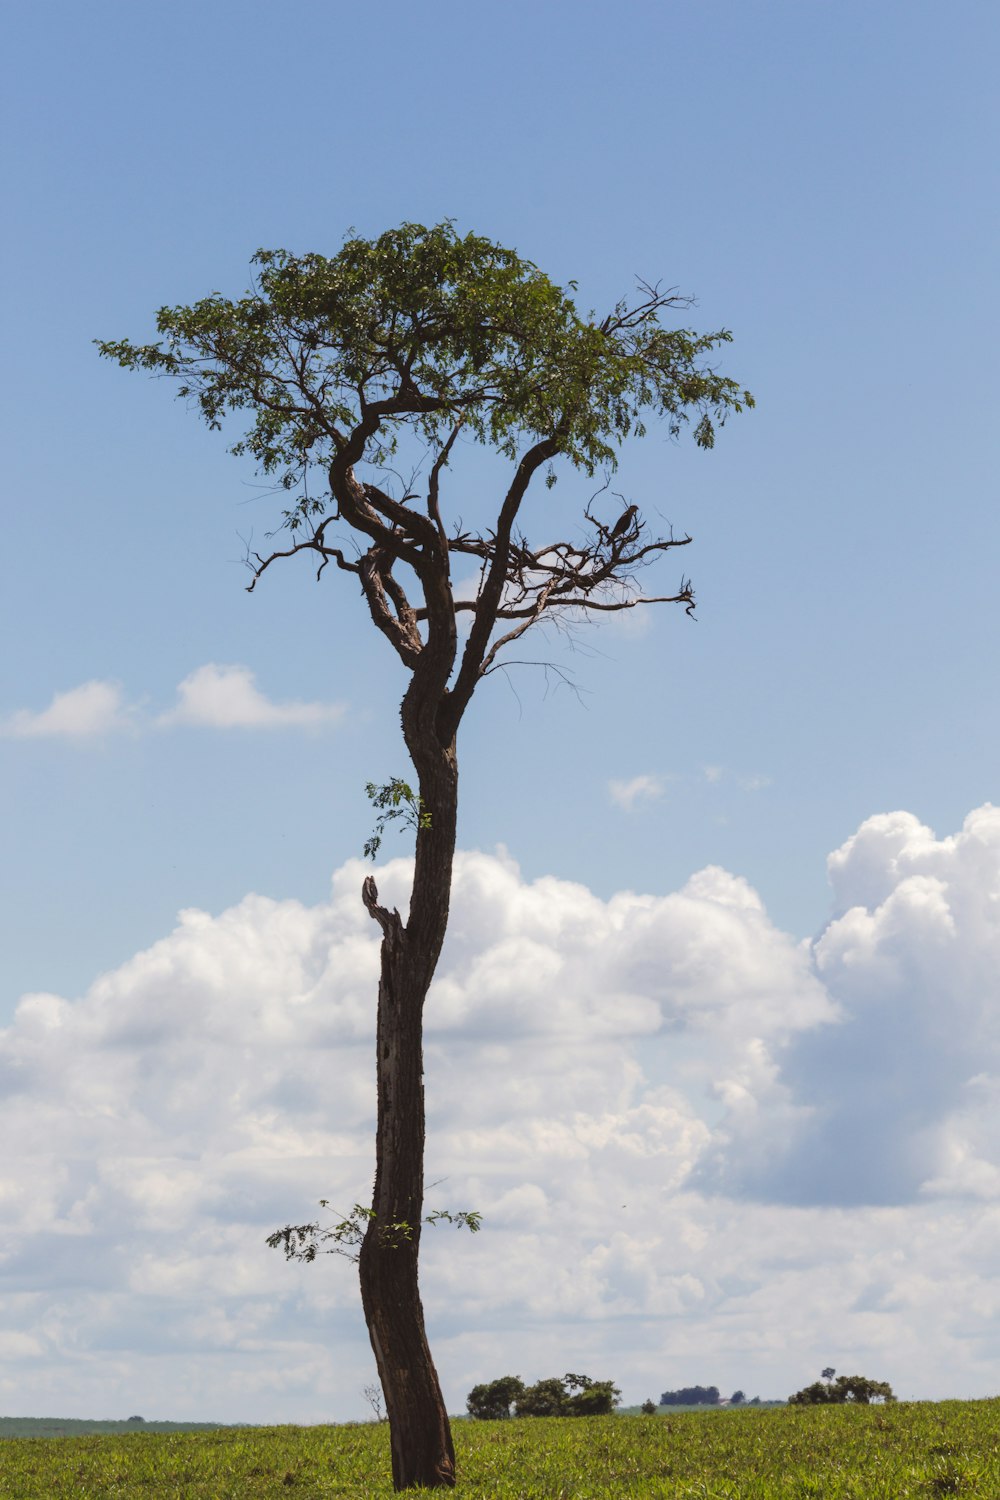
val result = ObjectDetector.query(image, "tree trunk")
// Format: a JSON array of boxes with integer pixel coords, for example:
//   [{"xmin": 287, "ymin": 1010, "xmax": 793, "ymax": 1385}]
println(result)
[{"xmin": 359, "ymin": 733, "xmax": 458, "ymax": 1490}]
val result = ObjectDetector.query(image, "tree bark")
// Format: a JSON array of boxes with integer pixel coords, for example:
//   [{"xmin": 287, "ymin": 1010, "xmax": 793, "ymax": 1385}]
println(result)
[{"xmin": 359, "ymin": 729, "xmax": 459, "ymax": 1490}]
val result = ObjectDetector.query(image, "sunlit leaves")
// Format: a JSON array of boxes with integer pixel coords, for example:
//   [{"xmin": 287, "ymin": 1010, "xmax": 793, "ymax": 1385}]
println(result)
[
  {"xmin": 363, "ymin": 777, "xmax": 431, "ymax": 862},
  {"xmin": 96, "ymin": 221, "xmax": 753, "ymax": 524},
  {"xmin": 266, "ymin": 1200, "xmax": 482, "ymax": 1264}
]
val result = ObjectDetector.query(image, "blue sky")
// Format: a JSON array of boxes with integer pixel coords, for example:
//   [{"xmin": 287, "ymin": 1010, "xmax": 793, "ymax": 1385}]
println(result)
[{"xmin": 2, "ymin": 0, "xmax": 999, "ymax": 1421}]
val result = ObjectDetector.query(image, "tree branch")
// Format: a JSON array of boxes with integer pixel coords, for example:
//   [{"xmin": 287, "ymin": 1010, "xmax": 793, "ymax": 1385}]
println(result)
[
  {"xmin": 427, "ymin": 420, "xmax": 465, "ymax": 544},
  {"xmin": 362, "ymin": 874, "xmax": 405, "ymax": 942},
  {"xmin": 443, "ymin": 435, "xmax": 562, "ymax": 735},
  {"xmin": 245, "ymin": 534, "xmax": 360, "ymax": 592},
  {"xmin": 358, "ymin": 548, "xmax": 425, "ymax": 669},
  {"xmin": 478, "ymin": 579, "xmax": 557, "ymax": 676}
]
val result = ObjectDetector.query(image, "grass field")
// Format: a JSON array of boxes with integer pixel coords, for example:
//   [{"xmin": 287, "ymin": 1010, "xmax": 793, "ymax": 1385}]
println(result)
[
  {"xmin": 0, "ymin": 1419, "xmax": 228, "ymax": 1440},
  {"xmin": 2, "ymin": 1401, "xmax": 1000, "ymax": 1497}
]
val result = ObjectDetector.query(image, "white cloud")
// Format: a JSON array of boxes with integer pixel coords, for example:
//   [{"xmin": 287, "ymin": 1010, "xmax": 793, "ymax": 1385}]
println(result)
[
  {"xmin": 609, "ymin": 773, "xmax": 665, "ymax": 811},
  {"xmin": 4, "ymin": 811, "xmax": 1000, "ymax": 1420},
  {"xmin": 739, "ymin": 772, "xmax": 772, "ymax": 792},
  {"xmin": 699, "ymin": 765, "xmax": 771, "ymax": 791},
  {"xmin": 0, "ymin": 680, "xmax": 133, "ymax": 739},
  {"xmin": 1, "ymin": 666, "xmax": 346, "ymax": 742},
  {"xmin": 704, "ymin": 805, "xmax": 1000, "ymax": 1208},
  {"xmin": 158, "ymin": 664, "xmax": 345, "ymax": 729}
]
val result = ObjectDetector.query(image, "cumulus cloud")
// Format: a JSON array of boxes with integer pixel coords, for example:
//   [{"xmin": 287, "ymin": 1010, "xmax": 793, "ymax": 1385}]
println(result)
[
  {"xmin": 0, "ymin": 680, "xmax": 133, "ymax": 739},
  {"xmin": 609, "ymin": 773, "xmax": 666, "ymax": 810},
  {"xmin": 1, "ymin": 666, "xmax": 345, "ymax": 741},
  {"xmin": 703, "ymin": 805, "xmax": 1000, "ymax": 1208},
  {"xmin": 4, "ymin": 811, "xmax": 1000, "ymax": 1420},
  {"xmin": 157, "ymin": 664, "xmax": 346, "ymax": 729}
]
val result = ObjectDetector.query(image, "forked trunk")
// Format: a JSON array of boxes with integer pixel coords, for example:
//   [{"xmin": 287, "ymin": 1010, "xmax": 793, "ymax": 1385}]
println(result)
[{"xmin": 359, "ymin": 736, "xmax": 458, "ymax": 1490}]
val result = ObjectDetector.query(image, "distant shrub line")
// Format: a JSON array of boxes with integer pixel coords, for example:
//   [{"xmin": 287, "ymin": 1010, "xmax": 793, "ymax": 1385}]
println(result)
[{"xmin": 466, "ymin": 1374, "xmax": 620, "ymax": 1420}]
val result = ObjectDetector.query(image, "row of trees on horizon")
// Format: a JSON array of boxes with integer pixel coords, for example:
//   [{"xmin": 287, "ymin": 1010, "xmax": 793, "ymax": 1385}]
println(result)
[
  {"xmin": 466, "ymin": 1374, "xmax": 621, "ymax": 1420},
  {"xmin": 464, "ymin": 1368, "xmax": 896, "ymax": 1420}
]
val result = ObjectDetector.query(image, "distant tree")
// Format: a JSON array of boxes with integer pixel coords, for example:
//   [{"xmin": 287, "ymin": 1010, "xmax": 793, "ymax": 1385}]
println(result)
[
  {"xmin": 466, "ymin": 1376, "xmax": 526, "ymax": 1421},
  {"xmin": 126, "ymin": 1415, "xmax": 145, "ymax": 1424},
  {"xmin": 659, "ymin": 1385, "xmax": 721, "ymax": 1407},
  {"xmin": 730, "ymin": 1390, "xmax": 745, "ymax": 1406},
  {"xmin": 641, "ymin": 1399, "xmax": 658, "ymax": 1416},
  {"xmin": 511, "ymin": 1373, "xmax": 621, "ymax": 1418},
  {"xmin": 563, "ymin": 1373, "xmax": 622, "ymax": 1417},
  {"xmin": 789, "ymin": 1374, "xmax": 895, "ymax": 1406},
  {"xmin": 363, "ymin": 1381, "xmax": 388, "ymax": 1422},
  {"xmin": 789, "ymin": 1382, "xmax": 832, "ymax": 1406},
  {"xmin": 100, "ymin": 220, "xmax": 750, "ymax": 1491},
  {"xmin": 514, "ymin": 1377, "xmax": 570, "ymax": 1417}
]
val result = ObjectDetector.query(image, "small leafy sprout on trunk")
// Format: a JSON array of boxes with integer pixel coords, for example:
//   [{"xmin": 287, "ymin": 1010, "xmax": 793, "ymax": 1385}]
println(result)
[
  {"xmin": 267, "ymin": 1202, "xmax": 481, "ymax": 1264},
  {"xmin": 364, "ymin": 779, "xmax": 432, "ymax": 862}
]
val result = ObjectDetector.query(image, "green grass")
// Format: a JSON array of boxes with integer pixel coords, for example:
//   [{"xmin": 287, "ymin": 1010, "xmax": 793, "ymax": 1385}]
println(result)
[
  {"xmin": 0, "ymin": 1420, "xmax": 229, "ymax": 1439},
  {"xmin": 1, "ymin": 1401, "xmax": 999, "ymax": 1497}
]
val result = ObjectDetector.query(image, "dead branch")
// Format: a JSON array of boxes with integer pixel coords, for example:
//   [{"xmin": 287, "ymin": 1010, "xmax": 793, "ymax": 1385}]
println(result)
[{"xmin": 245, "ymin": 534, "xmax": 360, "ymax": 592}]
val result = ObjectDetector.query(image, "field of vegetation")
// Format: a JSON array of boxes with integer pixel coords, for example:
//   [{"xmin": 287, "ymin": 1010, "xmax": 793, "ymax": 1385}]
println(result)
[
  {"xmin": 0, "ymin": 1419, "xmax": 227, "ymax": 1440},
  {"xmin": 2, "ymin": 1401, "xmax": 1000, "ymax": 1497}
]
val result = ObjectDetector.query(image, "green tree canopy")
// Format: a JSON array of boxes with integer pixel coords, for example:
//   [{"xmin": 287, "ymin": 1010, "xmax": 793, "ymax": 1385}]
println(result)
[
  {"xmin": 98, "ymin": 222, "xmax": 751, "ymax": 524},
  {"xmin": 789, "ymin": 1375, "xmax": 896, "ymax": 1406},
  {"xmin": 465, "ymin": 1376, "xmax": 526, "ymax": 1421},
  {"xmin": 516, "ymin": 1373, "xmax": 621, "ymax": 1418}
]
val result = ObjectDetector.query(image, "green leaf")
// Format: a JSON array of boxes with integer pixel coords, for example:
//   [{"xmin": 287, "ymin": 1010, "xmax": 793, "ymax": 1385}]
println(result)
[
  {"xmin": 96, "ymin": 220, "xmax": 753, "ymax": 515},
  {"xmin": 364, "ymin": 777, "xmax": 430, "ymax": 862}
]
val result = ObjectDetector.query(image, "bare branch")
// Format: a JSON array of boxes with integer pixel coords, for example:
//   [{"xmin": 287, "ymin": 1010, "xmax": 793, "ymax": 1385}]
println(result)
[
  {"xmin": 478, "ymin": 579, "xmax": 557, "ymax": 677},
  {"xmin": 358, "ymin": 548, "xmax": 424, "ymax": 669},
  {"xmin": 486, "ymin": 658, "xmax": 587, "ymax": 709},
  {"xmin": 598, "ymin": 281, "xmax": 693, "ymax": 336},
  {"xmin": 362, "ymin": 875, "xmax": 404, "ymax": 942},
  {"xmin": 245, "ymin": 534, "xmax": 360, "ymax": 593},
  {"xmin": 427, "ymin": 419, "xmax": 465, "ymax": 544},
  {"xmin": 443, "ymin": 434, "xmax": 563, "ymax": 734},
  {"xmin": 413, "ymin": 502, "xmax": 694, "ymax": 640},
  {"xmin": 364, "ymin": 480, "xmax": 438, "ymax": 555}
]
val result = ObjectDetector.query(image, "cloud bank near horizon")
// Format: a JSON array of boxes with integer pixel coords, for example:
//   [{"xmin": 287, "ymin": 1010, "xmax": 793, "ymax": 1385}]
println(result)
[{"xmin": 2, "ymin": 805, "xmax": 1000, "ymax": 1420}]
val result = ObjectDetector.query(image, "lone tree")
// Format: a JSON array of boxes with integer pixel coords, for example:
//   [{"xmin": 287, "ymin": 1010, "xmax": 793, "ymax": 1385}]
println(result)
[
  {"xmin": 466, "ymin": 1375, "xmax": 526, "ymax": 1421},
  {"xmin": 789, "ymin": 1374, "xmax": 896, "ymax": 1406},
  {"xmin": 98, "ymin": 221, "xmax": 752, "ymax": 1490}
]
